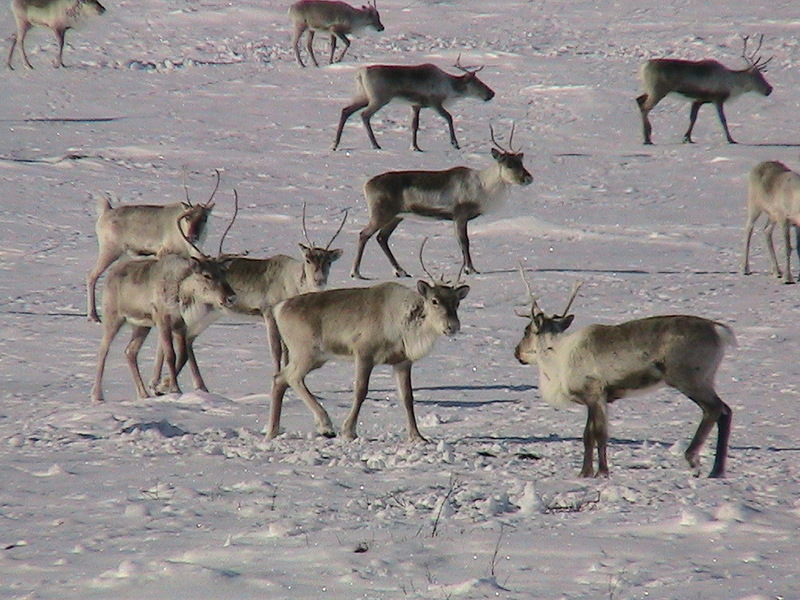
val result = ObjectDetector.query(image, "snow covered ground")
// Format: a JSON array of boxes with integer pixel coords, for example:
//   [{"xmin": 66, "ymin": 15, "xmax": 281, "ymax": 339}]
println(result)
[{"xmin": 2, "ymin": 0, "xmax": 800, "ymax": 598}]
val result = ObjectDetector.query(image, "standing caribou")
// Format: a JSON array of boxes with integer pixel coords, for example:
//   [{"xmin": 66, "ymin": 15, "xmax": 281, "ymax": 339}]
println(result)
[
  {"xmin": 268, "ymin": 243, "xmax": 469, "ymax": 441},
  {"xmin": 90, "ymin": 251, "xmax": 236, "ymax": 403},
  {"xmin": 514, "ymin": 274, "xmax": 735, "ymax": 478},
  {"xmin": 221, "ymin": 210, "xmax": 345, "ymax": 373},
  {"xmin": 288, "ymin": 0, "xmax": 384, "ymax": 67},
  {"xmin": 7, "ymin": 0, "xmax": 106, "ymax": 69},
  {"xmin": 86, "ymin": 172, "xmax": 219, "ymax": 322},
  {"xmin": 332, "ymin": 58, "xmax": 495, "ymax": 151},
  {"xmin": 351, "ymin": 125, "xmax": 532, "ymax": 279},
  {"xmin": 742, "ymin": 160, "xmax": 800, "ymax": 284},
  {"xmin": 636, "ymin": 35, "xmax": 773, "ymax": 144},
  {"xmin": 150, "ymin": 206, "xmax": 347, "ymax": 389}
]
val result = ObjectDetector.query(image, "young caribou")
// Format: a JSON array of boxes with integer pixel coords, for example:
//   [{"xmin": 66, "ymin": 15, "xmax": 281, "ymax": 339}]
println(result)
[
  {"xmin": 514, "ymin": 276, "xmax": 735, "ymax": 478},
  {"xmin": 332, "ymin": 58, "xmax": 495, "ymax": 151},
  {"xmin": 86, "ymin": 172, "xmax": 219, "ymax": 322},
  {"xmin": 268, "ymin": 245, "xmax": 470, "ymax": 441},
  {"xmin": 90, "ymin": 252, "xmax": 236, "ymax": 402},
  {"xmin": 351, "ymin": 126, "xmax": 532, "ymax": 278},
  {"xmin": 636, "ymin": 35, "xmax": 773, "ymax": 144},
  {"xmin": 7, "ymin": 0, "xmax": 106, "ymax": 69},
  {"xmin": 288, "ymin": 0, "xmax": 384, "ymax": 67},
  {"xmin": 742, "ymin": 160, "xmax": 800, "ymax": 284}
]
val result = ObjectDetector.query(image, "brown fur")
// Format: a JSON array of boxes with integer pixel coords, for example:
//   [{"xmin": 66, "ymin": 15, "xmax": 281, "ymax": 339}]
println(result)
[
  {"xmin": 636, "ymin": 57, "xmax": 772, "ymax": 144},
  {"xmin": 332, "ymin": 63, "xmax": 495, "ymax": 151}
]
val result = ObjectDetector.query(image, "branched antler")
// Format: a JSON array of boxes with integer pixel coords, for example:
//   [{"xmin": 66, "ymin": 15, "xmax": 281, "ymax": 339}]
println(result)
[
  {"xmin": 742, "ymin": 34, "xmax": 773, "ymax": 71},
  {"xmin": 454, "ymin": 53, "xmax": 484, "ymax": 74},
  {"xmin": 182, "ymin": 168, "xmax": 221, "ymax": 207}
]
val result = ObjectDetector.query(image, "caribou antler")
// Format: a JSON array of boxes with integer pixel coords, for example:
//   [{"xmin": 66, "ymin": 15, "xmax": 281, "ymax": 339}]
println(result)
[
  {"xmin": 301, "ymin": 202, "xmax": 314, "ymax": 246},
  {"xmin": 517, "ymin": 262, "xmax": 542, "ymax": 317},
  {"xmin": 205, "ymin": 169, "xmax": 221, "ymax": 207},
  {"xmin": 559, "ymin": 281, "xmax": 583, "ymax": 317},
  {"xmin": 418, "ymin": 237, "xmax": 466, "ymax": 285},
  {"xmin": 326, "ymin": 210, "xmax": 348, "ymax": 250},
  {"xmin": 742, "ymin": 34, "xmax": 773, "ymax": 71},
  {"xmin": 303, "ymin": 203, "xmax": 348, "ymax": 249},
  {"xmin": 418, "ymin": 237, "xmax": 437, "ymax": 282},
  {"xmin": 177, "ymin": 213, "xmax": 208, "ymax": 258},
  {"xmin": 490, "ymin": 122, "xmax": 518, "ymax": 153},
  {"xmin": 217, "ymin": 189, "xmax": 240, "ymax": 256},
  {"xmin": 454, "ymin": 53, "xmax": 484, "ymax": 74},
  {"xmin": 182, "ymin": 167, "xmax": 192, "ymax": 206},
  {"xmin": 182, "ymin": 168, "xmax": 221, "ymax": 207}
]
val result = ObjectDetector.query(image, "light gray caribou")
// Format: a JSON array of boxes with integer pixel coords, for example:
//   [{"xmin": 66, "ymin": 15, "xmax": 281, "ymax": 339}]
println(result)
[
  {"xmin": 90, "ymin": 252, "xmax": 236, "ymax": 402},
  {"xmin": 514, "ymin": 276, "xmax": 735, "ymax": 478},
  {"xmin": 288, "ymin": 0, "xmax": 383, "ymax": 67},
  {"xmin": 332, "ymin": 58, "xmax": 495, "ymax": 151},
  {"xmin": 268, "ymin": 246, "xmax": 470, "ymax": 441},
  {"xmin": 351, "ymin": 126, "xmax": 532, "ymax": 278},
  {"xmin": 86, "ymin": 173, "xmax": 218, "ymax": 322},
  {"xmin": 742, "ymin": 160, "xmax": 800, "ymax": 284},
  {"xmin": 7, "ymin": 0, "xmax": 106, "ymax": 69},
  {"xmin": 636, "ymin": 35, "xmax": 773, "ymax": 144}
]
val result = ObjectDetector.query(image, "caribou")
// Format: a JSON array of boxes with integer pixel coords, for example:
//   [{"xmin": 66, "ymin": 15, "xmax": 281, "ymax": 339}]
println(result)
[
  {"xmin": 636, "ymin": 35, "xmax": 773, "ymax": 144},
  {"xmin": 86, "ymin": 172, "xmax": 219, "ymax": 323},
  {"xmin": 90, "ymin": 250, "xmax": 236, "ymax": 403},
  {"xmin": 514, "ymin": 273, "xmax": 735, "ymax": 478},
  {"xmin": 149, "ymin": 206, "xmax": 347, "ymax": 390},
  {"xmin": 7, "ymin": 0, "xmax": 106, "ymax": 69},
  {"xmin": 742, "ymin": 160, "xmax": 800, "ymax": 284},
  {"xmin": 267, "ymin": 242, "xmax": 469, "ymax": 442},
  {"xmin": 288, "ymin": 0, "xmax": 384, "ymax": 67},
  {"xmin": 332, "ymin": 57, "xmax": 495, "ymax": 151},
  {"xmin": 351, "ymin": 125, "xmax": 532, "ymax": 278}
]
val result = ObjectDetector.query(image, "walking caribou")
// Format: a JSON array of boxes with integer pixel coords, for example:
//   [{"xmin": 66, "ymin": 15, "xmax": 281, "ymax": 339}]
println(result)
[
  {"xmin": 636, "ymin": 35, "xmax": 773, "ymax": 144},
  {"xmin": 351, "ymin": 125, "xmax": 532, "ymax": 278},
  {"xmin": 332, "ymin": 57, "xmax": 495, "ymax": 151},
  {"xmin": 268, "ymin": 243, "xmax": 469, "ymax": 441},
  {"xmin": 288, "ymin": 0, "xmax": 384, "ymax": 67}
]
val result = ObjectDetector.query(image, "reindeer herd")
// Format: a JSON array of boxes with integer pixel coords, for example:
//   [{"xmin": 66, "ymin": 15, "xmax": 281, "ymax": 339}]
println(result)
[{"xmin": 8, "ymin": 0, "xmax": 794, "ymax": 479}]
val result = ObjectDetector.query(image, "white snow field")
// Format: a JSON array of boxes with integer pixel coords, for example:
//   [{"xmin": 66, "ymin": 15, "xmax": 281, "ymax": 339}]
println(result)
[{"xmin": 2, "ymin": 0, "xmax": 800, "ymax": 598}]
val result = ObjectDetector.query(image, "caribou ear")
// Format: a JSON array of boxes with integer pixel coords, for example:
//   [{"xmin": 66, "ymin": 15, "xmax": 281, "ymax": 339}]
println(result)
[
  {"xmin": 417, "ymin": 280, "xmax": 432, "ymax": 296},
  {"xmin": 329, "ymin": 248, "xmax": 343, "ymax": 261},
  {"xmin": 491, "ymin": 147, "xmax": 501, "ymax": 160},
  {"xmin": 555, "ymin": 315, "xmax": 575, "ymax": 332},
  {"xmin": 455, "ymin": 284, "xmax": 470, "ymax": 301}
]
